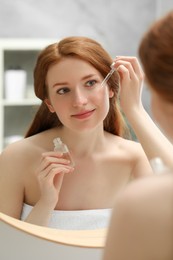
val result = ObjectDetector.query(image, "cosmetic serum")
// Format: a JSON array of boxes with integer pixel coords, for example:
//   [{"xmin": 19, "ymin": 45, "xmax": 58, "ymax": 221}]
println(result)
[{"xmin": 53, "ymin": 138, "xmax": 75, "ymax": 167}]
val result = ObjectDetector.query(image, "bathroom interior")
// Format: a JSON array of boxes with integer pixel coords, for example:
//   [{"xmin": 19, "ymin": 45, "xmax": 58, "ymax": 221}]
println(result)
[{"xmin": 0, "ymin": 0, "xmax": 173, "ymax": 259}]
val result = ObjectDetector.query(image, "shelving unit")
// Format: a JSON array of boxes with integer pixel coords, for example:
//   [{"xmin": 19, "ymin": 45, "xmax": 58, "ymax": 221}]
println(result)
[{"xmin": 0, "ymin": 38, "xmax": 56, "ymax": 151}]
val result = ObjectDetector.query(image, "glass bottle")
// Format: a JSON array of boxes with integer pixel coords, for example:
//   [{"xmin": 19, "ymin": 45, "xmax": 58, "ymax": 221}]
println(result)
[
  {"xmin": 150, "ymin": 157, "xmax": 170, "ymax": 174},
  {"xmin": 53, "ymin": 138, "xmax": 75, "ymax": 167}
]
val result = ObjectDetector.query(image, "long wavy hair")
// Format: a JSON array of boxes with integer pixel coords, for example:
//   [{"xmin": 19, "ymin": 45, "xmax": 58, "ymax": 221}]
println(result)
[
  {"xmin": 139, "ymin": 11, "xmax": 173, "ymax": 103},
  {"xmin": 25, "ymin": 36, "xmax": 130, "ymax": 138}
]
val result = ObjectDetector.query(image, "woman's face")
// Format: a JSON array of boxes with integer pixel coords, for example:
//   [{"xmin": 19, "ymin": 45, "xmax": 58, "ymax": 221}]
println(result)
[
  {"xmin": 45, "ymin": 57, "xmax": 113, "ymax": 133},
  {"xmin": 150, "ymin": 89, "xmax": 173, "ymax": 140}
]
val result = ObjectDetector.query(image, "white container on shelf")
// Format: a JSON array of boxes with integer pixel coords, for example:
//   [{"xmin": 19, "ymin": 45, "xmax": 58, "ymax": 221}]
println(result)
[
  {"xmin": 4, "ymin": 69, "xmax": 27, "ymax": 100},
  {"xmin": 0, "ymin": 38, "xmax": 57, "ymax": 152}
]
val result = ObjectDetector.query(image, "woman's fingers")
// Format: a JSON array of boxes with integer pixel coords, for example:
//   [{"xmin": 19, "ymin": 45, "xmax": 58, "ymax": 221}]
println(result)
[
  {"xmin": 42, "ymin": 151, "xmax": 63, "ymax": 158},
  {"xmin": 39, "ymin": 152, "xmax": 71, "ymax": 172},
  {"xmin": 114, "ymin": 56, "xmax": 144, "ymax": 78},
  {"xmin": 41, "ymin": 167, "xmax": 66, "ymax": 186},
  {"xmin": 112, "ymin": 56, "xmax": 144, "ymax": 91},
  {"xmin": 36, "ymin": 151, "xmax": 74, "ymax": 189},
  {"xmin": 35, "ymin": 151, "xmax": 75, "ymax": 206},
  {"xmin": 111, "ymin": 56, "xmax": 145, "ymax": 115},
  {"xmin": 38, "ymin": 163, "xmax": 73, "ymax": 180},
  {"xmin": 37, "ymin": 164, "xmax": 73, "ymax": 203},
  {"xmin": 113, "ymin": 60, "xmax": 140, "ymax": 84}
]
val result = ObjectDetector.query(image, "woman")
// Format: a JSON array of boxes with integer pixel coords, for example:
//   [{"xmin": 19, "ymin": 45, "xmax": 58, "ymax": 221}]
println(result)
[
  {"xmin": 103, "ymin": 10, "xmax": 173, "ymax": 260},
  {"xmin": 0, "ymin": 36, "xmax": 152, "ymax": 229}
]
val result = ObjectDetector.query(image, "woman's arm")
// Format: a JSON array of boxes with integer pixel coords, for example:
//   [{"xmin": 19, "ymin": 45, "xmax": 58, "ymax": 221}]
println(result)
[
  {"xmin": 0, "ymin": 144, "xmax": 73, "ymax": 227},
  {"xmin": 113, "ymin": 56, "xmax": 173, "ymax": 169},
  {"xmin": 25, "ymin": 151, "xmax": 74, "ymax": 226}
]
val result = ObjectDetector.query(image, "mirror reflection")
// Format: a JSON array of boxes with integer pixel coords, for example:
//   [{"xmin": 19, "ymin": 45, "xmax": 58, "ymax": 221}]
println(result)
[{"xmin": 0, "ymin": 4, "xmax": 173, "ymax": 258}]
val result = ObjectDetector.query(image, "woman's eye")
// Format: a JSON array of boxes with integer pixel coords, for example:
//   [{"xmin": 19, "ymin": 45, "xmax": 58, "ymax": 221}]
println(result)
[
  {"xmin": 86, "ymin": 80, "xmax": 97, "ymax": 87},
  {"xmin": 57, "ymin": 87, "xmax": 70, "ymax": 95}
]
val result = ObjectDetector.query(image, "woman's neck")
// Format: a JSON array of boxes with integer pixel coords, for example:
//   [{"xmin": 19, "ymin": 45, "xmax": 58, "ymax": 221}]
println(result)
[{"xmin": 57, "ymin": 125, "xmax": 107, "ymax": 157}]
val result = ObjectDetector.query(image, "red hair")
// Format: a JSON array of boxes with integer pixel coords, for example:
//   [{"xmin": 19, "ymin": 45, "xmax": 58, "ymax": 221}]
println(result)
[{"xmin": 139, "ymin": 11, "xmax": 173, "ymax": 103}]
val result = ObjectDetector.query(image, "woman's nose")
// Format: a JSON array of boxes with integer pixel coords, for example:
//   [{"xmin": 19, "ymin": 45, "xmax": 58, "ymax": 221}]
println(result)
[{"xmin": 72, "ymin": 88, "xmax": 88, "ymax": 107}]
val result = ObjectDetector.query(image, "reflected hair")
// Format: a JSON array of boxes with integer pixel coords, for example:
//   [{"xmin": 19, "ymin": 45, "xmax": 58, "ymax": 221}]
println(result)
[{"xmin": 139, "ymin": 11, "xmax": 173, "ymax": 103}]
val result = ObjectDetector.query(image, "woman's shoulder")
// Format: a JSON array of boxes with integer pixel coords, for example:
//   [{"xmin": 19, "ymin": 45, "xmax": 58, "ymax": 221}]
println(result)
[
  {"xmin": 106, "ymin": 133, "xmax": 143, "ymax": 155},
  {"xmin": 117, "ymin": 173, "xmax": 173, "ymax": 205},
  {"xmin": 1, "ymin": 136, "xmax": 39, "ymax": 157},
  {"xmin": 105, "ymin": 134, "xmax": 149, "ymax": 175},
  {"xmin": 0, "ymin": 140, "xmax": 37, "ymax": 172},
  {"xmin": 0, "ymin": 129, "xmax": 54, "ymax": 163},
  {"xmin": 1, "ymin": 127, "xmax": 58, "ymax": 157},
  {"xmin": 115, "ymin": 173, "xmax": 173, "ymax": 230}
]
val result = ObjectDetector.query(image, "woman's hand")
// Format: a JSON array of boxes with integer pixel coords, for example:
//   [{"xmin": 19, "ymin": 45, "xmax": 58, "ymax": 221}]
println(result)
[
  {"xmin": 113, "ymin": 56, "xmax": 145, "ymax": 116},
  {"xmin": 36, "ymin": 151, "xmax": 74, "ymax": 209},
  {"xmin": 112, "ymin": 56, "xmax": 173, "ymax": 170}
]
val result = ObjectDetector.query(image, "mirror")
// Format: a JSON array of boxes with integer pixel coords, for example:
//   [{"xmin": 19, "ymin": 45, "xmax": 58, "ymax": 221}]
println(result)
[{"xmin": 0, "ymin": 212, "xmax": 106, "ymax": 260}]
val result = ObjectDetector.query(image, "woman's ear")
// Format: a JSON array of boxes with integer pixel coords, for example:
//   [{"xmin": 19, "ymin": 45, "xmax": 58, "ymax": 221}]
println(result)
[
  {"xmin": 44, "ymin": 98, "xmax": 55, "ymax": 113},
  {"xmin": 109, "ymin": 89, "xmax": 114, "ymax": 98}
]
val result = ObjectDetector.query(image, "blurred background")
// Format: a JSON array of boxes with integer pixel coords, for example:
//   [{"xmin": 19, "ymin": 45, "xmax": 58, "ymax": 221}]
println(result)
[
  {"xmin": 0, "ymin": 0, "xmax": 173, "ymax": 148},
  {"xmin": 1, "ymin": 0, "xmax": 173, "ymax": 55}
]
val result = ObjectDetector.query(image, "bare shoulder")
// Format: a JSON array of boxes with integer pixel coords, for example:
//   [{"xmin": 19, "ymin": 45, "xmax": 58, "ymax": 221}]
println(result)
[
  {"xmin": 0, "ymin": 127, "xmax": 57, "ymax": 162},
  {"xmin": 108, "ymin": 134, "xmax": 152, "ymax": 177},
  {"xmin": 106, "ymin": 133, "xmax": 146, "ymax": 160},
  {"xmin": 0, "ymin": 140, "xmax": 35, "ymax": 185},
  {"xmin": 0, "ymin": 130, "xmax": 53, "ymax": 176},
  {"xmin": 115, "ymin": 173, "xmax": 173, "ymax": 220},
  {"xmin": 0, "ymin": 137, "xmax": 41, "ymax": 164},
  {"xmin": 105, "ymin": 174, "xmax": 173, "ymax": 260}
]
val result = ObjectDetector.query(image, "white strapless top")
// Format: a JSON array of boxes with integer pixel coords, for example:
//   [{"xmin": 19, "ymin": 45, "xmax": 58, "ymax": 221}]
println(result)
[{"xmin": 21, "ymin": 203, "xmax": 112, "ymax": 230}]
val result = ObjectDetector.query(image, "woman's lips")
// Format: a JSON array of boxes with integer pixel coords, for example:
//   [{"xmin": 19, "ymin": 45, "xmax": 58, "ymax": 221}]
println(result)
[{"xmin": 71, "ymin": 109, "xmax": 95, "ymax": 119}]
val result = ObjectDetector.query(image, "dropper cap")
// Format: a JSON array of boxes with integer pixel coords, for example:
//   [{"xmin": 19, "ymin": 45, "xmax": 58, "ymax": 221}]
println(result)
[
  {"xmin": 53, "ymin": 137, "xmax": 69, "ymax": 153},
  {"xmin": 53, "ymin": 137, "xmax": 62, "ymax": 148}
]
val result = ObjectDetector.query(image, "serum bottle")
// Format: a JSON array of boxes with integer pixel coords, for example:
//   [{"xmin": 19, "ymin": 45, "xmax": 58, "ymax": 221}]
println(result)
[
  {"xmin": 150, "ymin": 157, "xmax": 170, "ymax": 174},
  {"xmin": 53, "ymin": 138, "xmax": 75, "ymax": 167}
]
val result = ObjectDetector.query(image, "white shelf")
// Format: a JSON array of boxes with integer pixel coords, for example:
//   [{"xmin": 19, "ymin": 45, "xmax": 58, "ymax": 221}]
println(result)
[
  {"xmin": 0, "ymin": 38, "xmax": 56, "ymax": 151},
  {"xmin": 2, "ymin": 98, "xmax": 41, "ymax": 106},
  {"xmin": 0, "ymin": 38, "xmax": 57, "ymax": 50}
]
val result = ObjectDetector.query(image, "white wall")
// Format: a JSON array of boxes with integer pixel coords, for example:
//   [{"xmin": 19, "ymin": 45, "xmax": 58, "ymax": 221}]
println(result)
[{"xmin": 1, "ymin": 0, "xmax": 173, "ymax": 57}]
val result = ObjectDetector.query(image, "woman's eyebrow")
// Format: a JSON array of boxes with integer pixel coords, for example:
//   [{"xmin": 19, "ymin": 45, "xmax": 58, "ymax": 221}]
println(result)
[
  {"xmin": 52, "ymin": 82, "xmax": 68, "ymax": 88},
  {"xmin": 81, "ymin": 74, "xmax": 99, "ymax": 80},
  {"xmin": 52, "ymin": 74, "xmax": 98, "ymax": 88}
]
